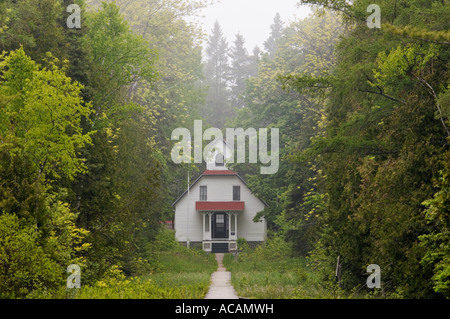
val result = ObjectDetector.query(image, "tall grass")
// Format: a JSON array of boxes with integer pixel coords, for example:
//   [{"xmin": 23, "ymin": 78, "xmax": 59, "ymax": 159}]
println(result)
[
  {"xmin": 63, "ymin": 229, "xmax": 217, "ymax": 299},
  {"xmin": 222, "ymin": 236, "xmax": 333, "ymax": 299}
]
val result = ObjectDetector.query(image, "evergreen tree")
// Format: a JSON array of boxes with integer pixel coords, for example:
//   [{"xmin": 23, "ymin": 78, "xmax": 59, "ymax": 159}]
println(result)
[
  {"xmin": 249, "ymin": 46, "xmax": 261, "ymax": 77},
  {"xmin": 264, "ymin": 13, "xmax": 283, "ymax": 58},
  {"xmin": 203, "ymin": 21, "xmax": 232, "ymax": 128},
  {"xmin": 291, "ymin": 0, "xmax": 450, "ymax": 297},
  {"xmin": 230, "ymin": 33, "xmax": 251, "ymax": 109}
]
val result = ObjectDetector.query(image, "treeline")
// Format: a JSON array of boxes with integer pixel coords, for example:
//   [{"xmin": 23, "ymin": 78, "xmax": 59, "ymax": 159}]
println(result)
[
  {"xmin": 229, "ymin": 0, "xmax": 449, "ymax": 298},
  {"xmin": 1, "ymin": 0, "xmax": 448, "ymax": 300},
  {"xmin": 0, "ymin": 0, "xmax": 207, "ymax": 298},
  {"xmin": 201, "ymin": 15, "xmax": 283, "ymax": 128}
]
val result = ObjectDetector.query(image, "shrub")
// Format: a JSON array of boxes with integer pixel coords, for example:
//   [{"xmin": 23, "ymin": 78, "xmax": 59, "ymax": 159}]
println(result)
[
  {"xmin": 0, "ymin": 214, "xmax": 63, "ymax": 298},
  {"xmin": 237, "ymin": 238, "xmax": 249, "ymax": 251},
  {"xmin": 151, "ymin": 227, "xmax": 179, "ymax": 252},
  {"xmin": 253, "ymin": 233, "xmax": 293, "ymax": 260}
]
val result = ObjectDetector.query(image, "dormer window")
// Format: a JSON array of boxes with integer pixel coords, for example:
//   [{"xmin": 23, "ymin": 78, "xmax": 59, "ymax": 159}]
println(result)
[{"xmin": 215, "ymin": 153, "xmax": 224, "ymax": 166}]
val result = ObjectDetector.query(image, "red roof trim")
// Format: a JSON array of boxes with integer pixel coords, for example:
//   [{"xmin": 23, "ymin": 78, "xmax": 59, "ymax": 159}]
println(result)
[
  {"xmin": 196, "ymin": 201, "xmax": 244, "ymax": 211},
  {"xmin": 202, "ymin": 170, "xmax": 236, "ymax": 175},
  {"xmin": 172, "ymin": 170, "xmax": 268, "ymax": 208}
]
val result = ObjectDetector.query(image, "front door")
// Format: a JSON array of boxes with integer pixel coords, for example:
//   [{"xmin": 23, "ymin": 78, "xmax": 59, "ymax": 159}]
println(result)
[{"xmin": 212, "ymin": 212, "xmax": 228, "ymax": 239}]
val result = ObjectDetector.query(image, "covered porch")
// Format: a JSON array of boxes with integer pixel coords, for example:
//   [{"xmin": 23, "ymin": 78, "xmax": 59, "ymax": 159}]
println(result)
[{"xmin": 195, "ymin": 201, "xmax": 244, "ymax": 252}]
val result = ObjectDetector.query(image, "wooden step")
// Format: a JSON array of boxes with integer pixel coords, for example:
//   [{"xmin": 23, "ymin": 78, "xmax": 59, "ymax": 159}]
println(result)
[{"xmin": 211, "ymin": 242, "xmax": 229, "ymax": 253}]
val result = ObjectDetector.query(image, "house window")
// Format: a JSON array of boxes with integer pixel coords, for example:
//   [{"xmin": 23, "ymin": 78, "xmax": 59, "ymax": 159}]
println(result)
[
  {"xmin": 216, "ymin": 214, "xmax": 224, "ymax": 224},
  {"xmin": 215, "ymin": 153, "xmax": 224, "ymax": 166},
  {"xmin": 200, "ymin": 186, "xmax": 207, "ymax": 201},
  {"xmin": 233, "ymin": 186, "xmax": 240, "ymax": 201}
]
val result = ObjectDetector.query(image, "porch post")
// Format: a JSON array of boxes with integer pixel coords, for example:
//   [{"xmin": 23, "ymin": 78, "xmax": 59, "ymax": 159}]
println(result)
[
  {"xmin": 227, "ymin": 212, "xmax": 231, "ymax": 239},
  {"xmin": 229, "ymin": 212, "xmax": 238, "ymax": 240},
  {"xmin": 234, "ymin": 212, "xmax": 238, "ymax": 239},
  {"xmin": 202, "ymin": 213, "xmax": 206, "ymax": 241},
  {"xmin": 206, "ymin": 212, "xmax": 212, "ymax": 241}
]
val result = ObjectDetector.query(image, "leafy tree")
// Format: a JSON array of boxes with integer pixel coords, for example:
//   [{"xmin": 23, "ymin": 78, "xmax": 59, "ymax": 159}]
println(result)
[
  {"xmin": 98, "ymin": 0, "xmax": 208, "ymax": 207},
  {"xmin": 66, "ymin": 2, "xmax": 164, "ymax": 279},
  {"xmin": 0, "ymin": 47, "xmax": 92, "ymax": 297},
  {"xmin": 227, "ymin": 10, "xmax": 342, "ymax": 248},
  {"xmin": 0, "ymin": 214, "xmax": 61, "ymax": 298},
  {"xmin": 291, "ymin": 0, "xmax": 449, "ymax": 297},
  {"xmin": 0, "ymin": 47, "xmax": 94, "ymax": 224},
  {"xmin": 419, "ymin": 147, "xmax": 450, "ymax": 298},
  {"xmin": 83, "ymin": 1, "xmax": 157, "ymax": 107}
]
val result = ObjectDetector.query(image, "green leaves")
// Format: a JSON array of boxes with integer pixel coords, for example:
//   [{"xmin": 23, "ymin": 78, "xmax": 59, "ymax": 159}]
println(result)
[
  {"xmin": 0, "ymin": 214, "xmax": 62, "ymax": 298},
  {"xmin": 84, "ymin": 2, "xmax": 158, "ymax": 105},
  {"xmin": 419, "ymin": 148, "xmax": 450, "ymax": 297},
  {"xmin": 371, "ymin": 44, "xmax": 439, "ymax": 92},
  {"xmin": 298, "ymin": 0, "xmax": 450, "ymax": 297},
  {"xmin": 0, "ymin": 47, "xmax": 94, "ymax": 180}
]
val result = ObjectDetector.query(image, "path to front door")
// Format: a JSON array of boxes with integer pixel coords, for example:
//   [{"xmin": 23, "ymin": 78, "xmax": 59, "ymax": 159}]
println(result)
[{"xmin": 204, "ymin": 253, "xmax": 239, "ymax": 299}]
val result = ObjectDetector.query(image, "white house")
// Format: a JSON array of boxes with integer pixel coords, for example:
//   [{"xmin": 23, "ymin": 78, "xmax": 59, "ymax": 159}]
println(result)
[{"xmin": 172, "ymin": 138, "xmax": 268, "ymax": 253}]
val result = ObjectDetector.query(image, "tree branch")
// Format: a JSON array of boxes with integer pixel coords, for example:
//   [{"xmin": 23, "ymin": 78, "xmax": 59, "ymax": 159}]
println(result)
[{"xmin": 414, "ymin": 75, "xmax": 450, "ymax": 137}]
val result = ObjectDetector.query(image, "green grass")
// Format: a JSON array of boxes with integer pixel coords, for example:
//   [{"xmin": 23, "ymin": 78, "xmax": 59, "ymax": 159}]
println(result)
[
  {"xmin": 68, "ymin": 249, "xmax": 217, "ymax": 299},
  {"xmin": 223, "ymin": 252, "xmax": 331, "ymax": 299},
  {"xmin": 143, "ymin": 250, "xmax": 217, "ymax": 298}
]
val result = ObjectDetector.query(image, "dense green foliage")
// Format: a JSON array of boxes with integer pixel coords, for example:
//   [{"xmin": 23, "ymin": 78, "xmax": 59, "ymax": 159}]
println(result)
[
  {"xmin": 71, "ymin": 229, "xmax": 217, "ymax": 299},
  {"xmin": 228, "ymin": 0, "xmax": 449, "ymax": 298},
  {"xmin": 0, "ymin": 0, "xmax": 207, "ymax": 298},
  {"xmin": 0, "ymin": 0, "xmax": 448, "ymax": 299},
  {"xmin": 223, "ymin": 236, "xmax": 330, "ymax": 299}
]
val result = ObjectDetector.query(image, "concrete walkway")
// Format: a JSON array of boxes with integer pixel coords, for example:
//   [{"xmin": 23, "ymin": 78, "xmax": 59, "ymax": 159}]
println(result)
[{"xmin": 204, "ymin": 253, "xmax": 239, "ymax": 299}]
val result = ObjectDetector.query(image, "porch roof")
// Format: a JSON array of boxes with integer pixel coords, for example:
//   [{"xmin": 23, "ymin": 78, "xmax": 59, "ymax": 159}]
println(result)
[
  {"xmin": 202, "ymin": 170, "xmax": 237, "ymax": 175},
  {"xmin": 196, "ymin": 201, "xmax": 245, "ymax": 211}
]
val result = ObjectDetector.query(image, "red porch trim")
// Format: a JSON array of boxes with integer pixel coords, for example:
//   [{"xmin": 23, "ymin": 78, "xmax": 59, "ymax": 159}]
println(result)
[{"xmin": 196, "ymin": 201, "xmax": 244, "ymax": 211}]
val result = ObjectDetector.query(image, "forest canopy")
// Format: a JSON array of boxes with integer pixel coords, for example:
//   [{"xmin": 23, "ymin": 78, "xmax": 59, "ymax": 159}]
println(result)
[{"xmin": 0, "ymin": 0, "xmax": 448, "ymax": 299}]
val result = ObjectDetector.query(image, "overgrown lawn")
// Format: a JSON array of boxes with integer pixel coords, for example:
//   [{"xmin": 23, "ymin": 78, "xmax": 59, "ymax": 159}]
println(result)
[
  {"xmin": 72, "ymin": 250, "xmax": 217, "ymax": 299},
  {"xmin": 222, "ymin": 237, "xmax": 331, "ymax": 299}
]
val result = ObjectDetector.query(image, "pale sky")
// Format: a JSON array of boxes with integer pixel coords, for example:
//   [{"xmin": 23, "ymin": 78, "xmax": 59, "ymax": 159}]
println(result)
[{"xmin": 196, "ymin": 0, "xmax": 311, "ymax": 52}]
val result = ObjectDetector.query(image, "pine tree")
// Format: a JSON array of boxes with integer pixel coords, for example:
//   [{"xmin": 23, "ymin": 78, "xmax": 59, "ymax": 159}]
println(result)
[
  {"xmin": 264, "ymin": 13, "xmax": 283, "ymax": 58},
  {"xmin": 203, "ymin": 21, "xmax": 232, "ymax": 128},
  {"xmin": 249, "ymin": 46, "xmax": 261, "ymax": 77},
  {"xmin": 230, "ymin": 33, "xmax": 250, "ymax": 109}
]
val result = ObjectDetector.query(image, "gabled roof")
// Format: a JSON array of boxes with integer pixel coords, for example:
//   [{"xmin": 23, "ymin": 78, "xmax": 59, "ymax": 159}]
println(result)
[
  {"xmin": 171, "ymin": 169, "xmax": 269, "ymax": 207},
  {"xmin": 208, "ymin": 136, "xmax": 233, "ymax": 152}
]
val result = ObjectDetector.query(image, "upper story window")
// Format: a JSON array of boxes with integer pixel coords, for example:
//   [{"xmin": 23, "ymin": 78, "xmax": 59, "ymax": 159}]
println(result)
[
  {"xmin": 215, "ymin": 153, "xmax": 224, "ymax": 166},
  {"xmin": 233, "ymin": 186, "xmax": 240, "ymax": 201},
  {"xmin": 199, "ymin": 185, "xmax": 207, "ymax": 201}
]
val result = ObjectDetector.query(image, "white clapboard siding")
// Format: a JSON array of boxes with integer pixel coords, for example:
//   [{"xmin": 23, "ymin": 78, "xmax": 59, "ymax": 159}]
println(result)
[{"xmin": 174, "ymin": 174, "xmax": 267, "ymax": 242}]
